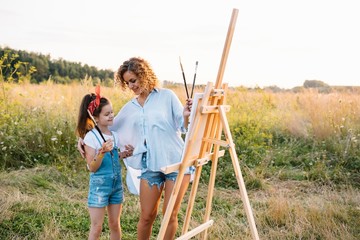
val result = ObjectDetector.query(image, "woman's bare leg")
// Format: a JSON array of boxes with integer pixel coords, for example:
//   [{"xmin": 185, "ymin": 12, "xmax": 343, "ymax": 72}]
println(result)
[
  {"xmin": 137, "ymin": 179, "xmax": 163, "ymax": 240},
  {"xmin": 162, "ymin": 174, "xmax": 191, "ymax": 240}
]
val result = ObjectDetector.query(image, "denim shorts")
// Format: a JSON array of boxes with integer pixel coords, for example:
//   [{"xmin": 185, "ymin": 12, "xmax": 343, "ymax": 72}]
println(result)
[
  {"xmin": 139, "ymin": 170, "xmax": 178, "ymax": 189},
  {"xmin": 88, "ymin": 174, "xmax": 124, "ymax": 207},
  {"xmin": 139, "ymin": 152, "xmax": 195, "ymax": 189}
]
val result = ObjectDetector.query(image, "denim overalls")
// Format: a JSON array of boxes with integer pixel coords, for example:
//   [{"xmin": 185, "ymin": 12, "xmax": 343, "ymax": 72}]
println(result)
[{"xmin": 88, "ymin": 130, "xmax": 124, "ymax": 207}]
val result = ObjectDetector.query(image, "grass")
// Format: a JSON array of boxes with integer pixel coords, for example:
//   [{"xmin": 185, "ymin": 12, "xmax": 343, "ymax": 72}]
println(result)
[
  {"xmin": 0, "ymin": 166, "xmax": 359, "ymax": 239},
  {"xmin": 0, "ymin": 81, "xmax": 360, "ymax": 239}
]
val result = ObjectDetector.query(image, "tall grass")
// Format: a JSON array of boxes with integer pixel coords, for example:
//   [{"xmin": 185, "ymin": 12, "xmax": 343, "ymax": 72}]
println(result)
[
  {"xmin": 222, "ymin": 88, "xmax": 360, "ymax": 187},
  {"xmin": 0, "ymin": 80, "xmax": 131, "ymax": 170},
  {"xmin": 0, "ymin": 82, "xmax": 359, "ymax": 239}
]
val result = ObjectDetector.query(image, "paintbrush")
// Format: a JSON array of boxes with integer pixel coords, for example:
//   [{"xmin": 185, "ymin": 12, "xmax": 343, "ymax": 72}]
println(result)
[
  {"xmin": 190, "ymin": 61, "xmax": 198, "ymax": 98},
  {"xmin": 179, "ymin": 56, "xmax": 190, "ymax": 99}
]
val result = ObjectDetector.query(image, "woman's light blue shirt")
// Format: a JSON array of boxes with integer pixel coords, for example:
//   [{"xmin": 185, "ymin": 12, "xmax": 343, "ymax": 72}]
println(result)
[{"xmin": 111, "ymin": 88, "xmax": 185, "ymax": 172}]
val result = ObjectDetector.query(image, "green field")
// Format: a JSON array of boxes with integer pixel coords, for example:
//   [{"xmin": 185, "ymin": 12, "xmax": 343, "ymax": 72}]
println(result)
[{"xmin": 0, "ymin": 81, "xmax": 359, "ymax": 239}]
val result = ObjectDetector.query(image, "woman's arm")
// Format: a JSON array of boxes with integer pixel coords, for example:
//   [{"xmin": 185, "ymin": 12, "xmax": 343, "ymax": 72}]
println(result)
[{"xmin": 110, "ymin": 103, "xmax": 129, "ymax": 132}]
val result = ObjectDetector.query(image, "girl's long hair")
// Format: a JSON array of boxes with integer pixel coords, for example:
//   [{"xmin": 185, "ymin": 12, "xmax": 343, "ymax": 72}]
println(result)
[{"xmin": 76, "ymin": 93, "xmax": 109, "ymax": 138}]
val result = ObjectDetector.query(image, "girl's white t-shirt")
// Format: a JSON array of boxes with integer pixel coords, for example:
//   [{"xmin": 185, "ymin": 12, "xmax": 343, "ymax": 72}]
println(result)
[{"xmin": 84, "ymin": 130, "xmax": 117, "ymax": 153}]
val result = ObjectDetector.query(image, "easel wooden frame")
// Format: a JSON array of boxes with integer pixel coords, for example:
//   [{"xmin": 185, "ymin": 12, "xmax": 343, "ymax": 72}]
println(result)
[{"xmin": 158, "ymin": 8, "xmax": 260, "ymax": 240}]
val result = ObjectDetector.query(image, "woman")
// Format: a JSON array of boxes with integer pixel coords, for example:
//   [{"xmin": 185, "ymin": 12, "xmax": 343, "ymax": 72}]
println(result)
[{"xmin": 113, "ymin": 57, "xmax": 192, "ymax": 240}]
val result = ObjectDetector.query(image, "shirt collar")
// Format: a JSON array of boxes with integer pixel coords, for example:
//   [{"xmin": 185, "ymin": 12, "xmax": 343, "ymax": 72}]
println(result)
[{"xmin": 130, "ymin": 88, "xmax": 159, "ymax": 104}]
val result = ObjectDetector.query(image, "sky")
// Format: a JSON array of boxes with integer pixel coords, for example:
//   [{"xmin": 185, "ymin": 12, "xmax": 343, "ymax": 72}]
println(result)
[{"xmin": 1, "ymin": 0, "xmax": 359, "ymax": 89}]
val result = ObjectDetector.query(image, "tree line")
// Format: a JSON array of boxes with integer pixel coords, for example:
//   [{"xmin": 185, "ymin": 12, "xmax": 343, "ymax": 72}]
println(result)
[
  {"xmin": 2, "ymin": 46, "xmax": 358, "ymax": 93},
  {"xmin": 0, "ymin": 46, "xmax": 114, "ymax": 85}
]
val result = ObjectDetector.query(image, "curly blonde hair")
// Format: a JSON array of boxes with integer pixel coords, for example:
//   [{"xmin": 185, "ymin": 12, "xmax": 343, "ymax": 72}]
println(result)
[{"xmin": 114, "ymin": 57, "xmax": 160, "ymax": 93}]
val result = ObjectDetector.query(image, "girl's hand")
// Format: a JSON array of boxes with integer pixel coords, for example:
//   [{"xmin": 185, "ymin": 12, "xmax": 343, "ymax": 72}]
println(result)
[{"xmin": 100, "ymin": 139, "xmax": 114, "ymax": 153}]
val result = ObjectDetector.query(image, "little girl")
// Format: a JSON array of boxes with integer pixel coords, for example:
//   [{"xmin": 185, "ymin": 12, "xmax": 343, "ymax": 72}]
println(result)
[{"xmin": 76, "ymin": 86, "xmax": 127, "ymax": 240}]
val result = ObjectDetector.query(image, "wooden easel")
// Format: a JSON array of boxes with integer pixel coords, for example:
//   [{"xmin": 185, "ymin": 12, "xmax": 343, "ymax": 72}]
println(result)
[{"xmin": 158, "ymin": 8, "xmax": 260, "ymax": 240}]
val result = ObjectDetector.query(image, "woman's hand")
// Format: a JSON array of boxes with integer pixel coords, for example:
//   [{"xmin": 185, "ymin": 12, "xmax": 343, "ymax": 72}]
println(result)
[
  {"xmin": 183, "ymin": 98, "xmax": 193, "ymax": 117},
  {"xmin": 77, "ymin": 138, "xmax": 85, "ymax": 158},
  {"xmin": 120, "ymin": 144, "xmax": 134, "ymax": 159},
  {"xmin": 183, "ymin": 98, "xmax": 193, "ymax": 130}
]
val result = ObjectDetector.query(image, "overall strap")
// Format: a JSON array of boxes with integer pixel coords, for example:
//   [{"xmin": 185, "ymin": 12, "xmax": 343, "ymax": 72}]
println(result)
[
  {"xmin": 111, "ymin": 132, "xmax": 118, "ymax": 148},
  {"xmin": 90, "ymin": 129, "xmax": 103, "ymax": 146},
  {"xmin": 91, "ymin": 129, "xmax": 117, "ymax": 150}
]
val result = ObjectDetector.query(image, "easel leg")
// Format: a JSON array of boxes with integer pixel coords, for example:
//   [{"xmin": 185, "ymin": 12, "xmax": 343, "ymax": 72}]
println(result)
[
  {"xmin": 201, "ymin": 114, "xmax": 223, "ymax": 240},
  {"xmin": 182, "ymin": 165, "xmax": 203, "ymax": 234},
  {"xmin": 219, "ymin": 106, "xmax": 260, "ymax": 240}
]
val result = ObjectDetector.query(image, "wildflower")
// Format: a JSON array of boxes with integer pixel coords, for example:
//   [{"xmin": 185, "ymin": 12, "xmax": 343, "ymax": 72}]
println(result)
[
  {"xmin": 57, "ymin": 130, "xmax": 62, "ymax": 135},
  {"xmin": 51, "ymin": 137, "xmax": 58, "ymax": 141}
]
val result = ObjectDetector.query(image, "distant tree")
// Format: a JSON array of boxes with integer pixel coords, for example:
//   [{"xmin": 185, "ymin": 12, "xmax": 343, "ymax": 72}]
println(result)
[
  {"xmin": 292, "ymin": 86, "xmax": 304, "ymax": 93},
  {"xmin": 303, "ymin": 80, "xmax": 329, "ymax": 88},
  {"xmin": 264, "ymin": 85, "xmax": 282, "ymax": 93},
  {"xmin": 0, "ymin": 46, "xmax": 114, "ymax": 84},
  {"xmin": 303, "ymin": 80, "xmax": 331, "ymax": 93}
]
